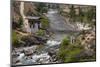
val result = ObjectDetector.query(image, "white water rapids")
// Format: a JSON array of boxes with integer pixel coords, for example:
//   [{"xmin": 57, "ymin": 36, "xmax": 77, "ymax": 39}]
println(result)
[{"xmin": 13, "ymin": 40, "xmax": 61, "ymax": 65}]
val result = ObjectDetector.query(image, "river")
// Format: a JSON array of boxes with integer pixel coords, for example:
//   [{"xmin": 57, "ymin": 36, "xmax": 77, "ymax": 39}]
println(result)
[{"xmin": 46, "ymin": 9, "xmax": 75, "ymax": 41}]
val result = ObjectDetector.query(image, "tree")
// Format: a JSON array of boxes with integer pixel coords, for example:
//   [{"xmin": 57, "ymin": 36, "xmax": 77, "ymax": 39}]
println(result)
[
  {"xmin": 78, "ymin": 7, "xmax": 84, "ymax": 23},
  {"xmin": 86, "ymin": 7, "xmax": 96, "ymax": 27},
  {"xmin": 36, "ymin": 3, "xmax": 48, "ymax": 13},
  {"xmin": 69, "ymin": 5, "xmax": 76, "ymax": 22}
]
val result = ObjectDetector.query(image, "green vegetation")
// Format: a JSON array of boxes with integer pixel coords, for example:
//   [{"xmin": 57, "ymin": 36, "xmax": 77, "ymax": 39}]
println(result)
[
  {"xmin": 69, "ymin": 5, "xmax": 76, "ymax": 22},
  {"xmin": 57, "ymin": 36, "xmax": 84, "ymax": 63},
  {"xmin": 77, "ymin": 7, "xmax": 84, "ymax": 23},
  {"xmin": 60, "ymin": 6, "xmax": 96, "ymax": 27},
  {"xmin": 40, "ymin": 16, "xmax": 49, "ymax": 29},
  {"xmin": 12, "ymin": 16, "xmax": 23, "ymax": 29},
  {"xmin": 57, "ymin": 32, "xmax": 96, "ymax": 63},
  {"xmin": 36, "ymin": 29, "xmax": 45, "ymax": 36},
  {"xmin": 78, "ymin": 7, "xmax": 95, "ymax": 24},
  {"xmin": 79, "ymin": 7, "xmax": 95, "ymax": 27},
  {"xmin": 18, "ymin": 16, "xmax": 23, "ymax": 28},
  {"xmin": 85, "ymin": 8, "xmax": 96, "ymax": 27},
  {"xmin": 36, "ymin": 3, "xmax": 48, "ymax": 13},
  {"xmin": 12, "ymin": 31, "xmax": 21, "ymax": 47},
  {"xmin": 60, "ymin": 36, "xmax": 70, "ymax": 48},
  {"xmin": 58, "ymin": 47, "xmax": 82, "ymax": 62}
]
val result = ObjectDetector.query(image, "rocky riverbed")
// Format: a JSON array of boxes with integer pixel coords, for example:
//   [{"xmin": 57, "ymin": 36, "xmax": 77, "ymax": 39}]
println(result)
[{"xmin": 12, "ymin": 39, "xmax": 61, "ymax": 65}]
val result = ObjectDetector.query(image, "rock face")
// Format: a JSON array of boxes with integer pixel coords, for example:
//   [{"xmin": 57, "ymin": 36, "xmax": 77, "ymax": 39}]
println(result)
[
  {"xmin": 76, "ymin": 30, "xmax": 96, "ymax": 59},
  {"xmin": 78, "ymin": 30, "xmax": 95, "ymax": 50},
  {"xmin": 21, "ymin": 35, "xmax": 48, "ymax": 47}
]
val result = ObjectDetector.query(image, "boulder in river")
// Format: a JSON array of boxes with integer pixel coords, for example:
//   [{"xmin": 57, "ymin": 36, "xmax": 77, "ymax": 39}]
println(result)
[{"xmin": 24, "ymin": 49, "xmax": 33, "ymax": 56}]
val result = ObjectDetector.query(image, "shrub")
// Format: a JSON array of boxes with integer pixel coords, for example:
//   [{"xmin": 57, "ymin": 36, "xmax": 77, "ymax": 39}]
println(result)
[
  {"xmin": 61, "ymin": 37, "xmax": 70, "ymax": 46},
  {"xmin": 57, "ymin": 36, "xmax": 83, "ymax": 63},
  {"xmin": 36, "ymin": 29, "xmax": 45, "ymax": 36},
  {"xmin": 18, "ymin": 16, "xmax": 23, "ymax": 27},
  {"xmin": 12, "ymin": 31, "xmax": 20, "ymax": 47},
  {"xmin": 40, "ymin": 16, "xmax": 49, "ymax": 29},
  {"xmin": 12, "ymin": 16, "xmax": 23, "ymax": 29},
  {"xmin": 57, "ymin": 49, "xmax": 67, "ymax": 62},
  {"xmin": 57, "ymin": 44, "xmax": 83, "ymax": 63},
  {"xmin": 64, "ymin": 47, "xmax": 82, "ymax": 62},
  {"xmin": 36, "ymin": 3, "xmax": 48, "ymax": 13}
]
